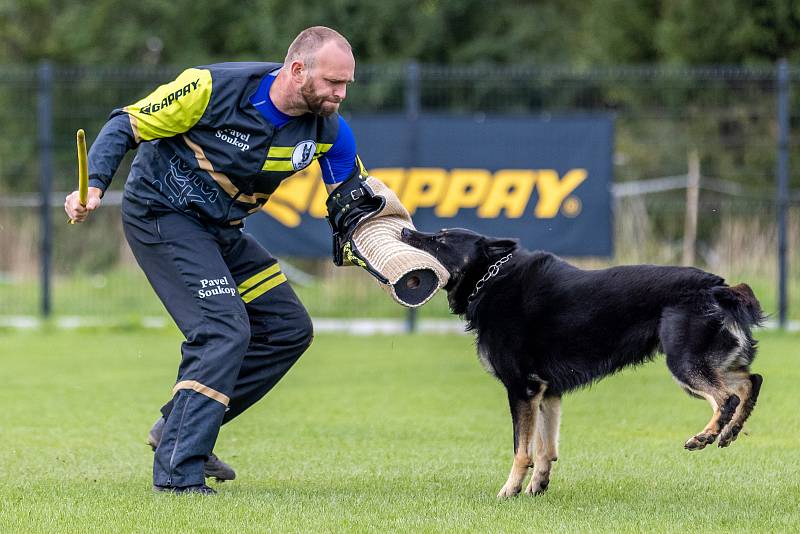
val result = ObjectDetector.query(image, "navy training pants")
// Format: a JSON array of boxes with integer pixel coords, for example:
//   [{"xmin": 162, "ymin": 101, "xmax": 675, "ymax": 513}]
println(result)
[{"xmin": 122, "ymin": 193, "xmax": 313, "ymax": 488}]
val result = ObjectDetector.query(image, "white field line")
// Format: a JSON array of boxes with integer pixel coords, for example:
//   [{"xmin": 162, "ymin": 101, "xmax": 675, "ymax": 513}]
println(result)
[
  {"xmin": 0, "ymin": 315, "xmax": 795, "ymax": 333},
  {"xmin": 0, "ymin": 316, "xmax": 470, "ymax": 334}
]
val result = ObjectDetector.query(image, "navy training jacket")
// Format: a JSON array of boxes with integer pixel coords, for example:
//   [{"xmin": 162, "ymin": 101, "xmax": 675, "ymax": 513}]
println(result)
[{"xmin": 88, "ymin": 61, "xmax": 366, "ymax": 224}]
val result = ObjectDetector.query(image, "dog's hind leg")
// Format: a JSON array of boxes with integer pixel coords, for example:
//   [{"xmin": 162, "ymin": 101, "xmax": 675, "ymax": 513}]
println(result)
[
  {"xmin": 681, "ymin": 386, "xmax": 739, "ymax": 450},
  {"xmin": 715, "ymin": 321, "xmax": 763, "ymax": 447},
  {"xmin": 525, "ymin": 394, "xmax": 561, "ymax": 496},
  {"xmin": 718, "ymin": 371, "xmax": 763, "ymax": 447},
  {"xmin": 661, "ymin": 311, "xmax": 741, "ymax": 450},
  {"xmin": 497, "ymin": 383, "xmax": 546, "ymax": 499},
  {"xmin": 666, "ymin": 362, "xmax": 739, "ymax": 450}
]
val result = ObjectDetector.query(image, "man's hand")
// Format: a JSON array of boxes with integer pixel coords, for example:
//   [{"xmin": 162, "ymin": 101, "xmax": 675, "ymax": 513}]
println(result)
[{"xmin": 65, "ymin": 186, "xmax": 103, "ymax": 223}]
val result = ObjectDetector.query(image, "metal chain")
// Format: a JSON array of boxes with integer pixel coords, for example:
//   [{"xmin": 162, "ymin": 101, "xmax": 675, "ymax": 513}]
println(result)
[{"xmin": 469, "ymin": 253, "xmax": 513, "ymax": 300}]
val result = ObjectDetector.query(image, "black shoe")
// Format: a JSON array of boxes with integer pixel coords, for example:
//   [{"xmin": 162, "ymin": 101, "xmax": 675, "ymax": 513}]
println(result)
[
  {"xmin": 146, "ymin": 416, "xmax": 165, "ymax": 450},
  {"xmin": 204, "ymin": 452, "xmax": 236, "ymax": 481},
  {"xmin": 147, "ymin": 417, "xmax": 237, "ymax": 482},
  {"xmin": 152, "ymin": 483, "xmax": 217, "ymax": 495}
]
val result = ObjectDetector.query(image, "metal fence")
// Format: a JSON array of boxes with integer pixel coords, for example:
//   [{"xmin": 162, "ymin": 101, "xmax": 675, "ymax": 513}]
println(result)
[{"xmin": 0, "ymin": 62, "xmax": 798, "ymax": 325}]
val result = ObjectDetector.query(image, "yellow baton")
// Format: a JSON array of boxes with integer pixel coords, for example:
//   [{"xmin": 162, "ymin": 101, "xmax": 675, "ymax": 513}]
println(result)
[{"xmin": 69, "ymin": 129, "xmax": 89, "ymax": 224}]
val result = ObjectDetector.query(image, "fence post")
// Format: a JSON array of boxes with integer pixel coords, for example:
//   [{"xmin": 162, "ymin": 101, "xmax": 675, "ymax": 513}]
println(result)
[
  {"xmin": 682, "ymin": 149, "xmax": 700, "ymax": 266},
  {"xmin": 37, "ymin": 60, "xmax": 54, "ymax": 318},
  {"xmin": 776, "ymin": 59, "xmax": 790, "ymax": 329},
  {"xmin": 405, "ymin": 61, "xmax": 421, "ymax": 333}
]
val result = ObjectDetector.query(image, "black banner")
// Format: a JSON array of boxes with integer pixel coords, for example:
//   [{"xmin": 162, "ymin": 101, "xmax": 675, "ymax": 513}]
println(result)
[{"xmin": 245, "ymin": 114, "xmax": 613, "ymax": 257}]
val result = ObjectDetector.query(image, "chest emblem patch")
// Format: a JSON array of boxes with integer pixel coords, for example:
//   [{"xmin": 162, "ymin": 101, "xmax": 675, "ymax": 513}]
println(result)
[{"xmin": 291, "ymin": 140, "xmax": 317, "ymax": 171}]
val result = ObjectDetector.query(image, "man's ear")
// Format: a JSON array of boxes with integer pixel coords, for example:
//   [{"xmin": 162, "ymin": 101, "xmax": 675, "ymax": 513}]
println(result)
[
  {"xmin": 484, "ymin": 237, "xmax": 519, "ymax": 256},
  {"xmin": 290, "ymin": 60, "xmax": 305, "ymax": 80}
]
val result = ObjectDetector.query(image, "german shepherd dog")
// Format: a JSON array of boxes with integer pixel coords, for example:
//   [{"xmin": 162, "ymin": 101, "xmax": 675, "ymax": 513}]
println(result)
[{"xmin": 400, "ymin": 227, "xmax": 764, "ymax": 498}]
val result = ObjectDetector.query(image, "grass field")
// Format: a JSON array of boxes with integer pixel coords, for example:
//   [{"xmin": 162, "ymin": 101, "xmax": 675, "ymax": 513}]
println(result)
[
  {"xmin": 1, "ymin": 264, "xmax": 797, "ymax": 322},
  {"xmin": 0, "ymin": 266, "xmax": 454, "ymax": 319},
  {"xmin": 1, "ymin": 328, "xmax": 798, "ymax": 533}
]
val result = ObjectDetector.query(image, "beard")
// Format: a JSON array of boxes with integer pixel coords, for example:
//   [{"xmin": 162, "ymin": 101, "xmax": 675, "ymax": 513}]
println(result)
[{"xmin": 300, "ymin": 80, "xmax": 341, "ymax": 117}]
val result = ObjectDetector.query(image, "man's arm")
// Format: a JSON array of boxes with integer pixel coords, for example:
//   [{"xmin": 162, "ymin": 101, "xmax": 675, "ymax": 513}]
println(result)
[
  {"xmin": 320, "ymin": 116, "xmax": 384, "ymax": 270},
  {"xmin": 65, "ymin": 68, "xmax": 212, "ymax": 222},
  {"xmin": 324, "ymin": 157, "xmax": 368, "ymax": 193},
  {"xmin": 320, "ymin": 116, "xmax": 364, "ymax": 193}
]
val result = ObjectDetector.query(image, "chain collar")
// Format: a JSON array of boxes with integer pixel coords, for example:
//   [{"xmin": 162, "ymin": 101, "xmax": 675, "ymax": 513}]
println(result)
[{"xmin": 468, "ymin": 253, "xmax": 513, "ymax": 301}]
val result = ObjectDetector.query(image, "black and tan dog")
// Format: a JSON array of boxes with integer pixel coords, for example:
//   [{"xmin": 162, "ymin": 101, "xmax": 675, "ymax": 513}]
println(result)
[{"xmin": 400, "ymin": 227, "xmax": 764, "ymax": 498}]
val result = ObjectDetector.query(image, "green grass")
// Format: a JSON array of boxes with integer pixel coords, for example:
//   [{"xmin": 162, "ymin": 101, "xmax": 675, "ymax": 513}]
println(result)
[
  {"xmin": 1, "ymin": 263, "xmax": 797, "ymax": 321},
  {"xmin": 0, "ymin": 266, "xmax": 454, "ymax": 319},
  {"xmin": 1, "ymin": 329, "xmax": 798, "ymax": 533}
]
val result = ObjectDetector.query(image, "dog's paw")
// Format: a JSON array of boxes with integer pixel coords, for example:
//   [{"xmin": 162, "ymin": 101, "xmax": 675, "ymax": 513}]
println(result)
[
  {"xmin": 718, "ymin": 424, "xmax": 742, "ymax": 448},
  {"xmin": 524, "ymin": 478, "xmax": 549, "ymax": 496},
  {"xmin": 684, "ymin": 432, "xmax": 715, "ymax": 450},
  {"xmin": 496, "ymin": 483, "xmax": 522, "ymax": 499}
]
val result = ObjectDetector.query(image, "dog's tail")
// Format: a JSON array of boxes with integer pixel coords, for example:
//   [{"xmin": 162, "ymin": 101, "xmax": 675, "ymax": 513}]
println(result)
[{"xmin": 711, "ymin": 283, "xmax": 765, "ymax": 335}]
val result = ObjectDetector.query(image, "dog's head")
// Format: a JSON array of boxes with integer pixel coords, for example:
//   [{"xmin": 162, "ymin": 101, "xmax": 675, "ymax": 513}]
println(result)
[{"xmin": 400, "ymin": 227, "xmax": 518, "ymax": 314}]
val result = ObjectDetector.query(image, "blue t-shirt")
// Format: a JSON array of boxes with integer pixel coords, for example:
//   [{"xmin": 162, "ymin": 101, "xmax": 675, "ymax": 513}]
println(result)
[{"xmin": 250, "ymin": 71, "xmax": 357, "ymax": 185}]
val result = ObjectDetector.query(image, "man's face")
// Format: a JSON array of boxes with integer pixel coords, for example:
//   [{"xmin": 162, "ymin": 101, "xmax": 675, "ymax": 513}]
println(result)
[{"xmin": 299, "ymin": 41, "xmax": 355, "ymax": 117}]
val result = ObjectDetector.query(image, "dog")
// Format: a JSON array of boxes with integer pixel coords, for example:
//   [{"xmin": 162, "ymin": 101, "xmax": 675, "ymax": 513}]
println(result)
[{"xmin": 400, "ymin": 227, "xmax": 764, "ymax": 498}]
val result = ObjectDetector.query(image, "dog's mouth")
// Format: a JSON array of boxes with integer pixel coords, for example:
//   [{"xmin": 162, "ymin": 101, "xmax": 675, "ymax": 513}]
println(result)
[{"xmin": 400, "ymin": 228, "xmax": 461, "ymax": 292}]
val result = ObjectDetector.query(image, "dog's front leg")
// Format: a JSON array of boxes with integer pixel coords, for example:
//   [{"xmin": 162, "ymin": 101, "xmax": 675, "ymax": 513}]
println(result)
[
  {"xmin": 497, "ymin": 389, "xmax": 543, "ymax": 499},
  {"xmin": 526, "ymin": 395, "xmax": 561, "ymax": 495}
]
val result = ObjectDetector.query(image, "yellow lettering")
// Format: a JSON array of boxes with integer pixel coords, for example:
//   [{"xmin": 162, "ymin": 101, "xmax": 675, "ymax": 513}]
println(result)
[
  {"xmin": 534, "ymin": 169, "xmax": 587, "ymax": 218},
  {"xmin": 369, "ymin": 168, "xmax": 406, "ymax": 196},
  {"xmin": 262, "ymin": 201, "xmax": 301, "ymax": 227},
  {"xmin": 309, "ymin": 175, "xmax": 329, "ymax": 219},
  {"xmin": 262, "ymin": 166, "xmax": 590, "ymax": 225},
  {"xmin": 477, "ymin": 170, "xmax": 535, "ymax": 218},
  {"xmin": 435, "ymin": 169, "xmax": 491, "ymax": 217},
  {"xmin": 400, "ymin": 168, "xmax": 448, "ymax": 215}
]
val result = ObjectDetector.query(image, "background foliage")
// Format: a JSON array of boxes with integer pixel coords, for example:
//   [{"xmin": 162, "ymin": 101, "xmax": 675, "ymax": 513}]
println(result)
[{"xmin": 4, "ymin": 0, "xmax": 800, "ymax": 66}]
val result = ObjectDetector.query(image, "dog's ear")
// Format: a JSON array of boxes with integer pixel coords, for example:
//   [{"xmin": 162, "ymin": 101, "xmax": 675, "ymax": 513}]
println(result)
[{"xmin": 483, "ymin": 237, "xmax": 519, "ymax": 256}]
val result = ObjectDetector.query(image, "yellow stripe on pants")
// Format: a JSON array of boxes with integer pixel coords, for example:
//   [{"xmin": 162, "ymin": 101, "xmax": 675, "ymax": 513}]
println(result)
[
  {"xmin": 241, "ymin": 273, "xmax": 287, "ymax": 303},
  {"xmin": 238, "ymin": 263, "xmax": 281, "ymax": 295}
]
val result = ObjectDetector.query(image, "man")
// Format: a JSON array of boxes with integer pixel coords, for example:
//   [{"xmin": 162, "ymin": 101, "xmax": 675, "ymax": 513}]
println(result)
[{"xmin": 65, "ymin": 26, "xmax": 369, "ymax": 494}]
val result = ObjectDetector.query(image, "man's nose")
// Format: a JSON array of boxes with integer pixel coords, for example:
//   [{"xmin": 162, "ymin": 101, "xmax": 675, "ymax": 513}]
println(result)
[{"xmin": 333, "ymin": 85, "xmax": 346, "ymax": 101}]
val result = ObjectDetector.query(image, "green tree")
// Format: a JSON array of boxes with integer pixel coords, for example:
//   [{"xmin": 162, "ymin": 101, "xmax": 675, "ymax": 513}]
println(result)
[
  {"xmin": 656, "ymin": 0, "xmax": 800, "ymax": 64},
  {"xmin": 5, "ymin": 0, "xmax": 800, "ymax": 66},
  {"xmin": 579, "ymin": 0, "xmax": 661, "ymax": 64}
]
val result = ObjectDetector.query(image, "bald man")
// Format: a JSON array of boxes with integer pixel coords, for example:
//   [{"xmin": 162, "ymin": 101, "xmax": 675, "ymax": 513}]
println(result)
[{"xmin": 65, "ymin": 27, "xmax": 368, "ymax": 494}]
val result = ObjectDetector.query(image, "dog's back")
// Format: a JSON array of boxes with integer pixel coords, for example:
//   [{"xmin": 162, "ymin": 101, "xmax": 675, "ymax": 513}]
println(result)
[{"xmin": 470, "ymin": 252, "xmax": 760, "ymax": 394}]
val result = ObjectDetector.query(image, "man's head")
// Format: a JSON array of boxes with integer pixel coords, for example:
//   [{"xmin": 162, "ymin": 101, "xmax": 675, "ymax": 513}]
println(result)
[{"xmin": 284, "ymin": 26, "xmax": 355, "ymax": 117}]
